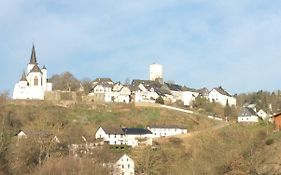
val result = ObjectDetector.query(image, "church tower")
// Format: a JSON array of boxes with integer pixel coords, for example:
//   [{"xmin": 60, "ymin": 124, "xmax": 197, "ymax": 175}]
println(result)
[
  {"xmin": 12, "ymin": 44, "xmax": 53, "ymax": 100},
  {"xmin": 27, "ymin": 45, "xmax": 37, "ymax": 73}
]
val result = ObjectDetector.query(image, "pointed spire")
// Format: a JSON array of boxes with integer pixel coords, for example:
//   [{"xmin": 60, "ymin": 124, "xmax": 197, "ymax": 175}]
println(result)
[
  {"xmin": 29, "ymin": 44, "xmax": 37, "ymax": 64},
  {"xmin": 42, "ymin": 65, "xmax": 46, "ymax": 69},
  {"xmin": 20, "ymin": 71, "xmax": 27, "ymax": 81}
]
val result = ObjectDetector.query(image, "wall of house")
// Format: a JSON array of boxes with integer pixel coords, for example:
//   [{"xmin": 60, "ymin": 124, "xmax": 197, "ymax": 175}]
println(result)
[
  {"xmin": 114, "ymin": 155, "xmax": 135, "ymax": 175},
  {"xmin": 149, "ymin": 128, "xmax": 187, "ymax": 137},
  {"xmin": 274, "ymin": 116, "xmax": 281, "ymax": 130},
  {"xmin": 208, "ymin": 90, "xmax": 236, "ymax": 106},
  {"xmin": 238, "ymin": 115, "xmax": 259, "ymax": 122}
]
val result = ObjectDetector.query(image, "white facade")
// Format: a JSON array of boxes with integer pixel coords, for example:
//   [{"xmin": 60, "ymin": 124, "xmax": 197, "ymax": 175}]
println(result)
[
  {"xmin": 95, "ymin": 127, "xmax": 153, "ymax": 147},
  {"xmin": 113, "ymin": 154, "xmax": 135, "ymax": 175},
  {"xmin": 149, "ymin": 63, "xmax": 163, "ymax": 82},
  {"xmin": 16, "ymin": 131, "xmax": 27, "ymax": 139},
  {"xmin": 147, "ymin": 126, "xmax": 187, "ymax": 138},
  {"xmin": 12, "ymin": 46, "xmax": 52, "ymax": 100},
  {"xmin": 238, "ymin": 115, "xmax": 259, "ymax": 123},
  {"xmin": 88, "ymin": 84, "xmax": 112, "ymax": 102},
  {"xmin": 182, "ymin": 91, "xmax": 199, "ymax": 106},
  {"xmin": 112, "ymin": 86, "xmax": 131, "ymax": 103},
  {"xmin": 208, "ymin": 88, "xmax": 236, "ymax": 106},
  {"xmin": 257, "ymin": 109, "xmax": 268, "ymax": 120},
  {"xmin": 133, "ymin": 84, "xmax": 159, "ymax": 103}
]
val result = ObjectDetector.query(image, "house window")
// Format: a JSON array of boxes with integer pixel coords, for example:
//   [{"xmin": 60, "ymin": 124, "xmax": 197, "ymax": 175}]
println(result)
[
  {"xmin": 34, "ymin": 76, "xmax": 38, "ymax": 86},
  {"xmin": 115, "ymin": 134, "xmax": 117, "ymax": 138},
  {"xmin": 128, "ymin": 164, "xmax": 130, "ymax": 168},
  {"xmin": 108, "ymin": 134, "xmax": 111, "ymax": 138},
  {"xmin": 122, "ymin": 165, "xmax": 124, "ymax": 169}
]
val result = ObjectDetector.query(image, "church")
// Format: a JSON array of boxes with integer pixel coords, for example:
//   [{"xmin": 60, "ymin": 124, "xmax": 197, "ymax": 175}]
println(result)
[{"xmin": 12, "ymin": 45, "xmax": 52, "ymax": 100}]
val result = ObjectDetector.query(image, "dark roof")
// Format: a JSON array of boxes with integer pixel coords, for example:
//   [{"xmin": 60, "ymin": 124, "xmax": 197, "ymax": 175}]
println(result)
[
  {"xmin": 164, "ymin": 83, "xmax": 183, "ymax": 91},
  {"xmin": 20, "ymin": 71, "xmax": 27, "ymax": 81},
  {"xmin": 101, "ymin": 126, "xmax": 124, "ymax": 135},
  {"xmin": 197, "ymin": 87, "xmax": 209, "ymax": 96},
  {"xmin": 148, "ymin": 125, "xmax": 186, "ymax": 129},
  {"xmin": 30, "ymin": 64, "xmax": 43, "ymax": 74},
  {"xmin": 42, "ymin": 65, "xmax": 46, "ymax": 69},
  {"xmin": 93, "ymin": 78, "xmax": 113, "ymax": 83},
  {"xmin": 131, "ymin": 79, "xmax": 161, "ymax": 88},
  {"xmin": 29, "ymin": 45, "xmax": 37, "ymax": 64},
  {"xmin": 214, "ymin": 87, "xmax": 232, "ymax": 97},
  {"xmin": 164, "ymin": 83, "xmax": 196, "ymax": 92},
  {"xmin": 272, "ymin": 113, "xmax": 281, "ymax": 118},
  {"xmin": 131, "ymin": 79, "xmax": 166, "ymax": 96},
  {"xmin": 239, "ymin": 107, "xmax": 258, "ymax": 117},
  {"xmin": 122, "ymin": 128, "xmax": 152, "ymax": 135}
]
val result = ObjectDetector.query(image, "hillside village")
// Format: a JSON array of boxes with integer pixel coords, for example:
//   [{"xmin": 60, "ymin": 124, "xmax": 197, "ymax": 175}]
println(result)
[{"xmin": 1, "ymin": 45, "xmax": 281, "ymax": 174}]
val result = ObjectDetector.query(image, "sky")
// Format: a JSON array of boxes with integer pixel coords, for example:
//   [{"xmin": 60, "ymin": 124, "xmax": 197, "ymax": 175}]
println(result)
[{"xmin": 1, "ymin": 0, "xmax": 281, "ymax": 94}]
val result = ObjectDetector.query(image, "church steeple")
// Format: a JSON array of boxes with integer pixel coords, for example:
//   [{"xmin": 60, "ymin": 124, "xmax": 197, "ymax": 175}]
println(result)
[
  {"xmin": 29, "ymin": 45, "xmax": 37, "ymax": 64},
  {"xmin": 20, "ymin": 71, "xmax": 27, "ymax": 81}
]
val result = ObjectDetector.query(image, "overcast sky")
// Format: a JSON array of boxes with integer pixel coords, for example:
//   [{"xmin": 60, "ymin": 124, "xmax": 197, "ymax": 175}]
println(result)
[{"xmin": 1, "ymin": 0, "xmax": 281, "ymax": 94}]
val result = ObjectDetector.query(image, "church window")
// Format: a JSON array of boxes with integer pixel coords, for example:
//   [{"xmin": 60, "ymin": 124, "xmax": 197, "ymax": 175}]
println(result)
[{"xmin": 34, "ymin": 76, "xmax": 38, "ymax": 86}]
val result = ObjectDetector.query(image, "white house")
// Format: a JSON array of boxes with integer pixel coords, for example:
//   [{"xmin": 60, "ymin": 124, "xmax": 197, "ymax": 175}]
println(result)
[
  {"xmin": 257, "ymin": 109, "xmax": 268, "ymax": 120},
  {"xmin": 12, "ymin": 45, "xmax": 52, "ymax": 100},
  {"xmin": 164, "ymin": 83, "xmax": 199, "ymax": 106},
  {"xmin": 208, "ymin": 87, "xmax": 236, "ymax": 106},
  {"xmin": 238, "ymin": 107, "xmax": 259, "ymax": 123},
  {"xmin": 89, "ymin": 78, "xmax": 114, "ymax": 102},
  {"xmin": 131, "ymin": 80, "xmax": 161, "ymax": 103},
  {"xmin": 95, "ymin": 126, "xmax": 125, "ymax": 145},
  {"xmin": 114, "ymin": 154, "xmax": 135, "ymax": 175},
  {"xmin": 95, "ymin": 126, "xmax": 153, "ymax": 147},
  {"xmin": 112, "ymin": 83, "xmax": 131, "ymax": 103},
  {"xmin": 16, "ymin": 130, "xmax": 27, "ymax": 139},
  {"xmin": 147, "ymin": 125, "xmax": 187, "ymax": 138}
]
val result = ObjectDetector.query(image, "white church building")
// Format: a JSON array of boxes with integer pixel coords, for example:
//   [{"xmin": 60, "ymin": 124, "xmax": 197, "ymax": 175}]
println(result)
[{"xmin": 12, "ymin": 45, "xmax": 52, "ymax": 100}]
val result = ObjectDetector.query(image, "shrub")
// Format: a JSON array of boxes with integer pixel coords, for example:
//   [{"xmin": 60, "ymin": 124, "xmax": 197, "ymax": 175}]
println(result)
[
  {"xmin": 265, "ymin": 138, "xmax": 274, "ymax": 145},
  {"xmin": 155, "ymin": 97, "xmax": 164, "ymax": 104}
]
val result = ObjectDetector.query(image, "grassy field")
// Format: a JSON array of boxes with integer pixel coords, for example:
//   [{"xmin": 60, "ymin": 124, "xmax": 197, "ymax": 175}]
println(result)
[{"xmin": 2, "ymin": 101, "xmax": 280, "ymax": 175}]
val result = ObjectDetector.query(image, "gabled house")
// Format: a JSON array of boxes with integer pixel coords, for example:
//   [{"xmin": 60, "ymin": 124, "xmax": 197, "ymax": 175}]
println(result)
[
  {"xmin": 95, "ymin": 126, "xmax": 125, "ymax": 145},
  {"xmin": 104, "ymin": 154, "xmax": 135, "ymax": 175},
  {"xmin": 208, "ymin": 87, "xmax": 236, "ymax": 106},
  {"xmin": 238, "ymin": 107, "xmax": 259, "ymax": 123},
  {"xmin": 15, "ymin": 130, "xmax": 27, "ymax": 139},
  {"xmin": 197, "ymin": 87, "xmax": 209, "ymax": 98},
  {"xmin": 114, "ymin": 154, "xmax": 135, "ymax": 175},
  {"xmin": 130, "ymin": 80, "xmax": 161, "ymax": 103},
  {"xmin": 257, "ymin": 109, "xmax": 268, "ymax": 120},
  {"xmin": 164, "ymin": 83, "xmax": 199, "ymax": 106},
  {"xmin": 112, "ymin": 84, "xmax": 131, "ymax": 103},
  {"xmin": 89, "ymin": 78, "xmax": 114, "ymax": 102},
  {"xmin": 95, "ymin": 126, "xmax": 153, "ymax": 147},
  {"xmin": 147, "ymin": 125, "xmax": 187, "ymax": 138}
]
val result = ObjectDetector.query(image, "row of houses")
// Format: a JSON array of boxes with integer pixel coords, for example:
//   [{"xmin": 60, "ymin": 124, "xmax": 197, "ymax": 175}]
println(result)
[
  {"xmin": 87, "ymin": 78, "xmax": 237, "ymax": 107},
  {"xmin": 95, "ymin": 125, "xmax": 188, "ymax": 147},
  {"xmin": 15, "ymin": 124, "xmax": 187, "ymax": 175},
  {"xmin": 237, "ymin": 105, "xmax": 281, "ymax": 131}
]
